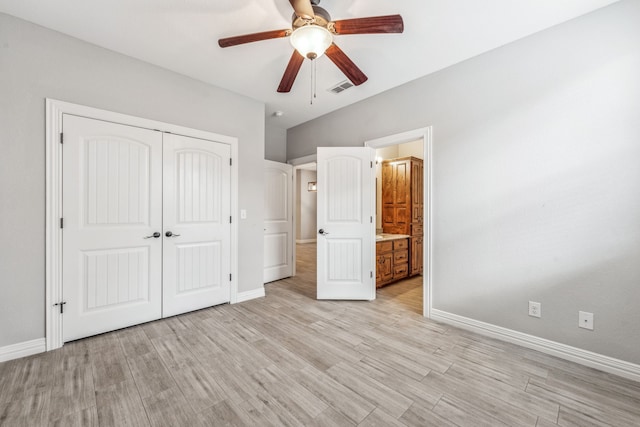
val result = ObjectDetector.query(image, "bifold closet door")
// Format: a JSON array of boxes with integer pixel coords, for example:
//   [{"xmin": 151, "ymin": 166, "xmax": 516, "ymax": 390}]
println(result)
[
  {"xmin": 62, "ymin": 115, "xmax": 232, "ymax": 342},
  {"xmin": 162, "ymin": 133, "xmax": 231, "ymax": 317},
  {"xmin": 62, "ymin": 115, "xmax": 163, "ymax": 342}
]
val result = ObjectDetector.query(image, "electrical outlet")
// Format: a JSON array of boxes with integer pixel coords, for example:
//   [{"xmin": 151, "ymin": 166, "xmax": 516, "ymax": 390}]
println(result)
[
  {"xmin": 579, "ymin": 311, "xmax": 594, "ymax": 330},
  {"xmin": 528, "ymin": 301, "xmax": 541, "ymax": 318}
]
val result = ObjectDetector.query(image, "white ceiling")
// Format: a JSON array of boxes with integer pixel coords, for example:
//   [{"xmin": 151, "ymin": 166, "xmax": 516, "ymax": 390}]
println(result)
[{"xmin": 0, "ymin": 0, "xmax": 619, "ymax": 129}]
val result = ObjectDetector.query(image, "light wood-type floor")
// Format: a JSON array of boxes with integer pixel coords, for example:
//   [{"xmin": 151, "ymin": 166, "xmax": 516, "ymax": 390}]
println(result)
[{"xmin": 2, "ymin": 243, "xmax": 640, "ymax": 426}]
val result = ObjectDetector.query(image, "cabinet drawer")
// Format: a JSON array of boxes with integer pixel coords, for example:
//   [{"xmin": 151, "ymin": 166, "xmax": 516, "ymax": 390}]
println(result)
[
  {"xmin": 393, "ymin": 239, "xmax": 408, "ymax": 250},
  {"xmin": 394, "ymin": 249, "xmax": 408, "ymax": 263},
  {"xmin": 377, "ymin": 241, "xmax": 393, "ymax": 253},
  {"xmin": 412, "ymin": 224, "xmax": 423, "ymax": 235},
  {"xmin": 393, "ymin": 263, "xmax": 408, "ymax": 278}
]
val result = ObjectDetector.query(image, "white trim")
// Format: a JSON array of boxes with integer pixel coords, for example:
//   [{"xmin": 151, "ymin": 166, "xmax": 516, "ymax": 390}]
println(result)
[
  {"xmin": 292, "ymin": 167, "xmax": 297, "ymax": 278},
  {"xmin": 288, "ymin": 154, "xmax": 317, "ymax": 166},
  {"xmin": 46, "ymin": 99, "xmax": 239, "ymax": 350},
  {"xmin": 292, "ymin": 161, "xmax": 319, "ymax": 277},
  {"xmin": 365, "ymin": 127, "xmax": 433, "ymax": 319},
  {"xmin": 0, "ymin": 339, "xmax": 46, "ymax": 362},
  {"xmin": 431, "ymin": 309, "xmax": 640, "ymax": 383},
  {"xmin": 235, "ymin": 287, "xmax": 266, "ymax": 303}
]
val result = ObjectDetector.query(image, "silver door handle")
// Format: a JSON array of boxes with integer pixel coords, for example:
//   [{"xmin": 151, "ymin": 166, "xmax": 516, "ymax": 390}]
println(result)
[
  {"xmin": 144, "ymin": 232, "xmax": 161, "ymax": 239},
  {"xmin": 318, "ymin": 229, "xmax": 329, "ymax": 235},
  {"xmin": 165, "ymin": 231, "xmax": 181, "ymax": 237}
]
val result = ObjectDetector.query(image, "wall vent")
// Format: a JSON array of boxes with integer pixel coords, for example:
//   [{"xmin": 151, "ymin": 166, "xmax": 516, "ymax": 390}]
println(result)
[{"xmin": 328, "ymin": 80, "xmax": 354, "ymax": 94}]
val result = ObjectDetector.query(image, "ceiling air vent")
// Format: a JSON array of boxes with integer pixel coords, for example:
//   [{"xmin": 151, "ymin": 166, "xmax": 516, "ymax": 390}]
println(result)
[{"xmin": 328, "ymin": 80, "xmax": 354, "ymax": 94}]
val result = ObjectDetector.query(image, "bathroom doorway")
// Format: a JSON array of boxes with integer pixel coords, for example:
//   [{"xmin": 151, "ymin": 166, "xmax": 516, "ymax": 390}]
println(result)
[
  {"xmin": 366, "ymin": 127, "xmax": 432, "ymax": 318},
  {"xmin": 373, "ymin": 140, "xmax": 424, "ymax": 314},
  {"xmin": 287, "ymin": 126, "xmax": 432, "ymax": 317}
]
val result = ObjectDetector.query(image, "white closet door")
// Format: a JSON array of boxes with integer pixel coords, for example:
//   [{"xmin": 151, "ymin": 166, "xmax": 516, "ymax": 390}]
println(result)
[
  {"xmin": 263, "ymin": 160, "xmax": 293, "ymax": 283},
  {"xmin": 162, "ymin": 133, "xmax": 231, "ymax": 317},
  {"xmin": 316, "ymin": 147, "xmax": 376, "ymax": 300},
  {"xmin": 62, "ymin": 115, "xmax": 163, "ymax": 342}
]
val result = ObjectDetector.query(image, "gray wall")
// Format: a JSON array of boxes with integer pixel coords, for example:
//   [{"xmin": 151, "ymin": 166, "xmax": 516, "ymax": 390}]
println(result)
[
  {"xmin": 265, "ymin": 122, "xmax": 287, "ymax": 162},
  {"xmin": 296, "ymin": 169, "xmax": 317, "ymax": 241},
  {"xmin": 287, "ymin": 0, "xmax": 640, "ymax": 364},
  {"xmin": 0, "ymin": 14, "xmax": 265, "ymax": 348}
]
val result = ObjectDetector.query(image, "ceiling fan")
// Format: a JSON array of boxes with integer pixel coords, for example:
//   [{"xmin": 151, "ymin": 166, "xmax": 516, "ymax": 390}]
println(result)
[{"xmin": 218, "ymin": 0, "xmax": 404, "ymax": 93}]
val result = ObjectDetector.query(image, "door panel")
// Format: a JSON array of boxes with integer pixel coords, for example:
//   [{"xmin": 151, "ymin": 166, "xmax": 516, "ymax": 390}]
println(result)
[
  {"xmin": 62, "ymin": 115, "xmax": 163, "ymax": 342},
  {"xmin": 163, "ymin": 133, "xmax": 231, "ymax": 317},
  {"xmin": 317, "ymin": 147, "xmax": 375, "ymax": 300},
  {"xmin": 263, "ymin": 161, "xmax": 293, "ymax": 283}
]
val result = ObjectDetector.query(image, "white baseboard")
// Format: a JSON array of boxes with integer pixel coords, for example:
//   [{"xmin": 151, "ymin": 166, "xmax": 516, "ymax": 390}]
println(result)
[
  {"xmin": 296, "ymin": 239, "xmax": 317, "ymax": 244},
  {"xmin": 430, "ymin": 309, "xmax": 640, "ymax": 383},
  {"xmin": 0, "ymin": 338, "xmax": 46, "ymax": 362},
  {"xmin": 234, "ymin": 287, "xmax": 266, "ymax": 304}
]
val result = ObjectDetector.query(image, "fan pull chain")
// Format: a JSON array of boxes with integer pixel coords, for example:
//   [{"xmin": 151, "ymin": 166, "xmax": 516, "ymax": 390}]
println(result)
[{"xmin": 310, "ymin": 59, "xmax": 317, "ymax": 105}]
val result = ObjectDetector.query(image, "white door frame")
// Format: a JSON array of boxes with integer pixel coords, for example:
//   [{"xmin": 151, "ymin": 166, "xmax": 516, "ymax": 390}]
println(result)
[
  {"xmin": 45, "ymin": 99, "xmax": 239, "ymax": 351},
  {"xmin": 288, "ymin": 155, "xmax": 318, "ymax": 278},
  {"xmin": 365, "ymin": 127, "xmax": 433, "ymax": 318},
  {"xmin": 292, "ymin": 162, "xmax": 317, "ymax": 245}
]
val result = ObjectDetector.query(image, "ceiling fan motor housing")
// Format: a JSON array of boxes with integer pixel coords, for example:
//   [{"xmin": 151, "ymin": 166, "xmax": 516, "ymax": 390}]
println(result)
[{"xmin": 292, "ymin": 6, "xmax": 331, "ymax": 30}]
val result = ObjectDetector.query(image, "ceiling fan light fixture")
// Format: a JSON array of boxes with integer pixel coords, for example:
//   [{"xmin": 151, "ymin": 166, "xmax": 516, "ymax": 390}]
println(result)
[{"xmin": 290, "ymin": 24, "xmax": 333, "ymax": 60}]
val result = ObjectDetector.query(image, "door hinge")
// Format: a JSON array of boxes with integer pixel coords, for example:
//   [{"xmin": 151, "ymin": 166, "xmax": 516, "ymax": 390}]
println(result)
[
  {"xmin": 370, "ymin": 216, "xmax": 373, "ymax": 223},
  {"xmin": 59, "ymin": 218, "xmax": 64, "ymax": 229},
  {"xmin": 370, "ymin": 271, "xmax": 373, "ymax": 278},
  {"xmin": 53, "ymin": 301, "xmax": 67, "ymax": 314},
  {"xmin": 59, "ymin": 133, "xmax": 64, "ymax": 144},
  {"xmin": 230, "ymin": 158, "xmax": 232, "ymax": 166},
  {"xmin": 229, "ymin": 273, "xmax": 232, "ymax": 281},
  {"xmin": 370, "ymin": 161, "xmax": 373, "ymax": 168},
  {"xmin": 230, "ymin": 216, "xmax": 232, "ymax": 223}
]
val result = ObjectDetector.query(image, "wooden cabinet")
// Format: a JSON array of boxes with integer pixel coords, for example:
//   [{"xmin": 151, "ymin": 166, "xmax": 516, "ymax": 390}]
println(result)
[
  {"xmin": 411, "ymin": 236, "xmax": 423, "ymax": 276},
  {"xmin": 381, "ymin": 157, "xmax": 423, "ymax": 276},
  {"xmin": 376, "ymin": 238, "xmax": 409, "ymax": 288}
]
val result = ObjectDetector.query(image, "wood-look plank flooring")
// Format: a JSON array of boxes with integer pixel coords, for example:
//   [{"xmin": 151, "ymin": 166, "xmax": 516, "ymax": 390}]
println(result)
[{"xmin": 2, "ymin": 243, "xmax": 640, "ymax": 426}]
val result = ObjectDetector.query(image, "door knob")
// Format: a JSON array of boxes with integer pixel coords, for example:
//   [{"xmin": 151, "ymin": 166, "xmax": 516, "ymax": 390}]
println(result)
[
  {"xmin": 144, "ymin": 232, "xmax": 161, "ymax": 239},
  {"xmin": 165, "ymin": 231, "xmax": 181, "ymax": 237},
  {"xmin": 318, "ymin": 229, "xmax": 329, "ymax": 235}
]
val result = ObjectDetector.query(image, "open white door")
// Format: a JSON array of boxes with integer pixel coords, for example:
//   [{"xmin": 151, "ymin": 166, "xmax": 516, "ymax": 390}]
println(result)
[
  {"xmin": 263, "ymin": 160, "xmax": 294, "ymax": 283},
  {"xmin": 317, "ymin": 147, "xmax": 375, "ymax": 300}
]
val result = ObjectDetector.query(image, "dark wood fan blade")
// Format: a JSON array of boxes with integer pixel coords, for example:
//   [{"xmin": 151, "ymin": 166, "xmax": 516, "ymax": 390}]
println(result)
[
  {"xmin": 277, "ymin": 50, "xmax": 305, "ymax": 93},
  {"xmin": 325, "ymin": 43, "xmax": 368, "ymax": 86},
  {"xmin": 289, "ymin": 0, "xmax": 315, "ymax": 20},
  {"xmin": 218, "ymin": 29, "xmax": 290, "ymax": 48},
  {"xmin": 332, "ymin": 14, "xmax": 404, "ymax": 35}
]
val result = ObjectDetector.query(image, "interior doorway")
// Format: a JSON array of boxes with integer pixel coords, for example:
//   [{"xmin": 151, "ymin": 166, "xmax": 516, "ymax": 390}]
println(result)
[
  {"xmin": 287, "ymin": 126, "xmax": 432, "ymax": 317},
  {"xmin": 294, "ymin": 162, "xmax": 318, "ymax": 245},
  {"xmin": 366, "ymin": 127, "xmax": 433, "ymax": 318},
  {"xmin": 372, "ymin": 139, "xmax": 424, "ymax": 314}
]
